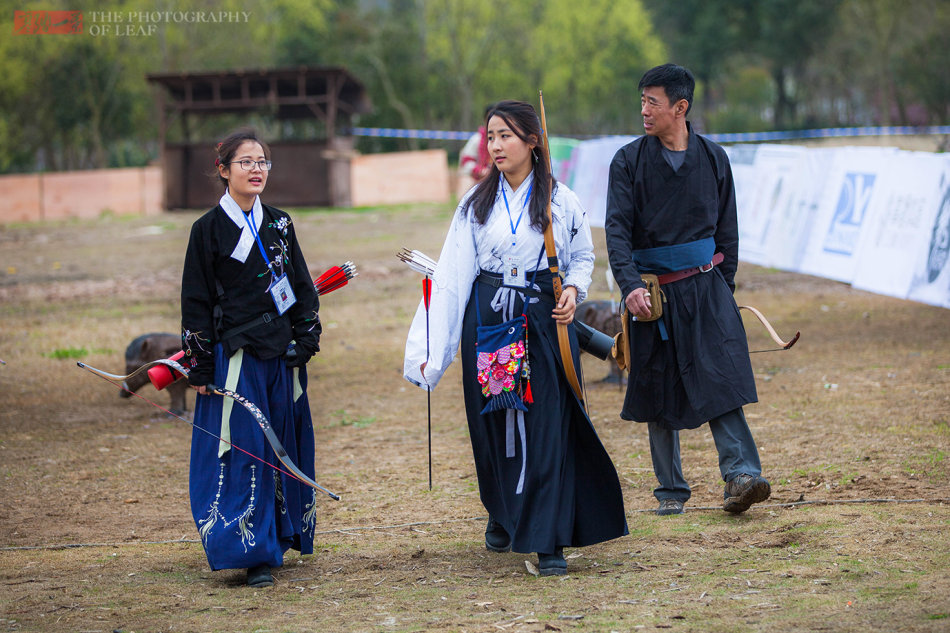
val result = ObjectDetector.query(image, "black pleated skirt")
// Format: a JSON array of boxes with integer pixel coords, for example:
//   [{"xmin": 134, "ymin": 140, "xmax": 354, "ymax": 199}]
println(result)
[{"xmin": 460, "ymin": 271, "xmax": 628, "ymax": 554}]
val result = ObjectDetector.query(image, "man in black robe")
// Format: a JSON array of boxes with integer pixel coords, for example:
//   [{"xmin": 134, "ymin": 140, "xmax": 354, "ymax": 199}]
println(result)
[{"xmin": 605, "ymin": 64, "xmax": 770, "ymax": 516}]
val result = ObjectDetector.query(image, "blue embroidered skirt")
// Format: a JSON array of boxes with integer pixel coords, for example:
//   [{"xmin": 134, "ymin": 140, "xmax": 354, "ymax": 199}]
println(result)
[{"xmin": 189, "ymin": 345, "xmax": 317, "ymax": 571}]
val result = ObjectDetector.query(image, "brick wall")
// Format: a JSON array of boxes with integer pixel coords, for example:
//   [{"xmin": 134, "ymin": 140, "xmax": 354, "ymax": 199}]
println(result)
[{"xmin": 0, "ymin": 167, "xmax": 164, "ymax": 223}]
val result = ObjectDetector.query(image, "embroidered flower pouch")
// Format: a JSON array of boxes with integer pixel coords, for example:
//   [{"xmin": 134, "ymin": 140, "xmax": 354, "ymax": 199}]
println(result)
[{"xmin": 475, "ymin": 317, "xmax": 529, "ymax": 413}]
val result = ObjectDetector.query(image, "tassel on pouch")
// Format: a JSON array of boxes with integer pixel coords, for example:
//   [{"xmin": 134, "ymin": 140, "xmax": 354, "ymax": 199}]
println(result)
[{"xmin": 481, "ymin": 389, "xmax": 528, "ymax": 414}]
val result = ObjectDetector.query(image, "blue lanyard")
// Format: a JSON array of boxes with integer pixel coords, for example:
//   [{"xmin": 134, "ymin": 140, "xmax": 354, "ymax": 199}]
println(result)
[
  {"xmin": 243, "ymin": 209, "xmax": 275, "ymax": 278},
  {"xmin": 500, "ymin": 174, "xmax": 532, "ymax": 246}
]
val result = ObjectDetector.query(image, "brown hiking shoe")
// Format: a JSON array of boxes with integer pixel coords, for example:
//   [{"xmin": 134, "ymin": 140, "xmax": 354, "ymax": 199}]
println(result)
[
  {"xmin": 723, "ymin": 474, "xmax": 771, "ymax": 513},
  {"xmin": 656, "ymin": 499, "xmax": 685, "ymax": 516}
]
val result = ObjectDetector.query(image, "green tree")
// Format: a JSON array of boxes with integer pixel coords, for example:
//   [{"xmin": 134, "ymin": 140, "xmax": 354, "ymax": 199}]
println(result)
[
  {"xmin": 644, "ymin": 0, "xmax": 747, "ymax": 128},
  {"xmin": 0, "ymin": 6, "xmax": 144, "ymax": 170},
  {"xmin": 899, "ymin": 1, "xmax": 950, "ymax": 124},
  {"xmin": 735, "ymin": 0, "xmax": 841, "ymax": 129},
  {"xmin": 423, "ymin": 0, "xmax": 516, "ymax": 130},
  {"xmin": 816, "ymin": 0, "xmax": 946, "ymax": 126},
  {"xmin": 532, "ymin": 0, "xmax": 666, "ymax": 135}
]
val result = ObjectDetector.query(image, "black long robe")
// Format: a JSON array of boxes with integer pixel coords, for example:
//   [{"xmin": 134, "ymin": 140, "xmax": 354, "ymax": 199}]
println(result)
[
  {"xmin": 604, "ymin": 125, "xmax": 757, "ymax": 430},
  {"xmin": 461, "ymin": 272, "xmax": 628, "ymax": 554}
]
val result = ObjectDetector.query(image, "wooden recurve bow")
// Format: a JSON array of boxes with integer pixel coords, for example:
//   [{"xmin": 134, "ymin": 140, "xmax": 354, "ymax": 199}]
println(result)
[{"xmin": 538, "ymin": 92, "xmax": 586, "ymax": 408}]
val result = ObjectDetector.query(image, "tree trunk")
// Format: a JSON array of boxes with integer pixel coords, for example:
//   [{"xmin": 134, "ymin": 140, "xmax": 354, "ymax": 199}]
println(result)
[
  {"xmin": 366, "ymin": 53, "xmax": 419, "ymax": 151},
  {"xmin": 773, "ymin": 66, "xmax": 788, "ymax": 129}
]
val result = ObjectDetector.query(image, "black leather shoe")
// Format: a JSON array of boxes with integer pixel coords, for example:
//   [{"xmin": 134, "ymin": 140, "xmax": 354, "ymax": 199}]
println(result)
[
  {"xmin": 246, "ymin": 564, "xmax": 273, "ymax": 587},
  {"xmin": 538, "ymin": 548, "xmax": 567, "ymax": 576},
  {"xmin": 656, "ymin": 499, "xmax": 685, "ymax": 515},
  {"xmin": 723, "ymin": 474, "xmax": 771, "ymax": 514},
  {"xmin": 485, "ymin": 517, "xmax": 511, "ymax": 552}
]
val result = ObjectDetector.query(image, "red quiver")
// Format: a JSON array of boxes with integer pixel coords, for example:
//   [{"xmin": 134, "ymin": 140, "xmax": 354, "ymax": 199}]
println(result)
[{"xmin": 146, "ymin": 350, "xmax": 187, "ymax": 390}]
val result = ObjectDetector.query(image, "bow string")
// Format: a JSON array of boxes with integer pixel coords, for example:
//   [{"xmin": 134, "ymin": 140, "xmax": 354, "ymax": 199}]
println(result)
[{"xmin": 78, "ymin": 359, "xmax": 340, "ymax": 501}]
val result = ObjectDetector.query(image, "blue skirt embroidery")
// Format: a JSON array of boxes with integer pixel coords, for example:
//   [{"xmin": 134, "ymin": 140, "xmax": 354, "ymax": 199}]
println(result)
[{"xmin": 189, "ymin": 345, "xmax": 317, "ymax": 571}]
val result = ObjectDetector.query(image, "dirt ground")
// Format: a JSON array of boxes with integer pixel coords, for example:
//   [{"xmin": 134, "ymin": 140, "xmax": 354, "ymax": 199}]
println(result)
[{"xmin": 0, "ymin": 206, "xmax": 948, "ymax": 633}]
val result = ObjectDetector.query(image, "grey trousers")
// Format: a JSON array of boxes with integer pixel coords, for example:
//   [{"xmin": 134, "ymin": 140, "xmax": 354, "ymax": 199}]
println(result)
[{"xmin": 648, "ymin": 407, "xmax": 762, "ymax": 502}]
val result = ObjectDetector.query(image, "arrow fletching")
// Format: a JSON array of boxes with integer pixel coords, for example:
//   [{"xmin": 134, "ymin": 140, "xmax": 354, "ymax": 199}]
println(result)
[
  {"xmin": 397, "ymin": 248, "xmax": 437, "ymax": 277},
  {"xmin": 314, "ymin": 261, "xmax": 358, "ymax": 296}
]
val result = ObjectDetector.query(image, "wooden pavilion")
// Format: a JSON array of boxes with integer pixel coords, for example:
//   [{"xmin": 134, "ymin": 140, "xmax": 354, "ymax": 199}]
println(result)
[{"xmin": 147, "ymin": 66, "xmax": 371, "ymax": 209}]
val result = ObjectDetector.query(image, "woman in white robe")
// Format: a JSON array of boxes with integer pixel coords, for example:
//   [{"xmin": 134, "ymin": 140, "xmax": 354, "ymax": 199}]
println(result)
[{"xmin": 404, "ymin": 100, "xmax": 627, "ymax": 576}]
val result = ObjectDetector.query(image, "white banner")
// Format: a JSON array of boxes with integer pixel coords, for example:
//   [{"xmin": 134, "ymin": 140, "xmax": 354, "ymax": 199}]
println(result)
[
  {"xmin": 906, "ymin": 155, "xmax": 950, "ymax": 308},
  {"xmin": 727, "ymin": 144, "xmax": 813, "ymax": 268},
  {"xmin": 849, "ymin": 152, "xmax": 946, "ymax": 300},
  {"xmin": 570, "ymin": 136, "xmax": 635, "ymax": 228},
  {"xmin": 568, "ymin": 137, "xmax": 948, "ymax": 309},
  {"xmin": 797, "ymin": 148, "xmax": 898, "ymax": 283}
]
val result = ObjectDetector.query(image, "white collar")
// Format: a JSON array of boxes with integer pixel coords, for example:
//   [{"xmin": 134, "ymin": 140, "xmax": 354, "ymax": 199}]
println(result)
[
  {"xmin": 499, "ymin": 170, "xmax": 534, "ymax": 200},
  {"xmin": 220, "ymin": 190, "xmax": 264, "ymax": 263}
]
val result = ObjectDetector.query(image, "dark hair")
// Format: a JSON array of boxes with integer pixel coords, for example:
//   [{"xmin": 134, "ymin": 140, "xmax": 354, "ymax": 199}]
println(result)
[
  {"xmin": 213, "ymin": 128, "xmax": 271, "ymax": 189},
  {"xmin": 638, "ymin": 64, "xmax": 695, "ymax": 116},
  {"xmin": 464, "ymin": 100, "xmax": 553, "ymax": 232}
]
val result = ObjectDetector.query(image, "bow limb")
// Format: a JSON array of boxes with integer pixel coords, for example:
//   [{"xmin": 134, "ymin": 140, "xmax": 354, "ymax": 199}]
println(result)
[
  {"xmin": 206, "ymin": 383, "xmax": 340, "ymax": 500},
  {"xmin": 77, "ymin": 359, "xmax": 340, "ymax": 500},
  {"xmin": 538, "ymin": 91, "xmax": 586, "ymax": 408},
  {"xmin": 739, "ymin": 305, "xmax": 801, "ymax": 353},
  {"xmin": 77, "ymin": 358, "xmax": 185, "ymax": 385}
]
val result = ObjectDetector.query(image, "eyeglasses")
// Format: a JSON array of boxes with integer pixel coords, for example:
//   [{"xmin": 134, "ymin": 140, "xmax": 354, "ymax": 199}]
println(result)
[{"xmin": 230, "ymin": 159, "xmax": 272, "ymax": 171}]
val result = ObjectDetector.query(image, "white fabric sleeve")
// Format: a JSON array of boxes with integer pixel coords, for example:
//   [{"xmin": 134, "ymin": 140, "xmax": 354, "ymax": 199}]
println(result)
[
  {"xmin": 403, "ymin": 205, "xmax": 478, "ymax": 390},
  {"xmin": 558, "ymin": 186, "xmax": 595, "ymax": 303}
]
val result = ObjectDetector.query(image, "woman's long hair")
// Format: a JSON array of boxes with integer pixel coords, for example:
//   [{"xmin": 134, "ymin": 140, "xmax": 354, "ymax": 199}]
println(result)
[{"xmin": 464, "ymin": 100, "xmax": 554, "ymax": 232}]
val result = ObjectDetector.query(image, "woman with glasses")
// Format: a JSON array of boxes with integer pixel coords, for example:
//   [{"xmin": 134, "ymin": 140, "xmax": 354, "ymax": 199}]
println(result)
[{"xmin": 180, "ymin": 128, "xmax": 322, "ymax": 587}]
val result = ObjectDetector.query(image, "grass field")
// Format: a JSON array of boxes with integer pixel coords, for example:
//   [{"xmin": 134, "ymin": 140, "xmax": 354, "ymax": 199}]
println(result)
[{"xmin": 0, "ymin": 204, "xmax": 948, "ymax": 632}]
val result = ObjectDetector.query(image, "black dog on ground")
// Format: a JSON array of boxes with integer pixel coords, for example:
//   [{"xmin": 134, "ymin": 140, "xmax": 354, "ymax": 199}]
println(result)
[{"xmin": 119, "ymin": 332, "xmax": 188, "ymax": 415}]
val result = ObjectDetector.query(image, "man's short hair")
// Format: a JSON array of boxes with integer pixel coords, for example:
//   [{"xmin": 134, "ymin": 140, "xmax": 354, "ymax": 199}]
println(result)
[{"xmin": 638, "ymin": 64, "xmax": 695, "ymax": 116}]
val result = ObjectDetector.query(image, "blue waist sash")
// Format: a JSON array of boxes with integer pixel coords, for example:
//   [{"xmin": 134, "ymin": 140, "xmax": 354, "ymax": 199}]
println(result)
[{"xmin": 633, "ymin": 237, "xmax": 715, "ymax": 275}]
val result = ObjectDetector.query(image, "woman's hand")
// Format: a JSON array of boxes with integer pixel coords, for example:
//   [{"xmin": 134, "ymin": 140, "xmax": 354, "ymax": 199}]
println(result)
[
  {"xmin": 625, "ymin": 287, "xmax": 652, "ymax": 320},
  {"xmin": 552, "ymin": 285, "xmax": 578, "ymax": 325},
  {"xmin": 420, "ymin": 362, "xmax": 427, "ymax": 378},
  {"xmin": 192, "ymin": 385, "xmax": 212, "ymax": 396}
]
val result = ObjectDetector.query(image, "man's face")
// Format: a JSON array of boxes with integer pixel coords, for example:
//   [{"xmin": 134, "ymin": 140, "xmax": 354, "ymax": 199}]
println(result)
[{"xmin": 640, "ymin": 86, "xmax": 680, "ymax": 138}]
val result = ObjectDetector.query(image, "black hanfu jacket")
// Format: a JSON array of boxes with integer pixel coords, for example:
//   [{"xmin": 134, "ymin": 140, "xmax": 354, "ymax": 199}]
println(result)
[
  {"xmin": 181, "ymin": 203, "xmax": 320, "ymax": 387},
  {"xmin": 605, "ymin": 124, "xmax": 757, "ymax": 429}
]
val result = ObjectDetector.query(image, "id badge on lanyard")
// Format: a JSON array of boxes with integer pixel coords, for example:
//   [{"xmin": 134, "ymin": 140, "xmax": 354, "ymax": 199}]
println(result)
[
  {"xmin": 246, "ymin": 209, "xmax": 297, "ymax": 315},
  {"xmin": 269, "ymin": 274, "xmax": 296, "ymax": 315},
  {"xmin": 503, "ymin": 255, "xmax": 525, "ymax": 287},
  {"xmin": 501, "ymin": 175, "xmax": 531, "ymax": 288}
]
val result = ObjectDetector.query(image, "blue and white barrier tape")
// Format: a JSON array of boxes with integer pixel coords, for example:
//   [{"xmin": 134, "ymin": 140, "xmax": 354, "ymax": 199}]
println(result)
[
  {"xmin": 349, "ymin": 125, "xmax": 950, "ymax": 143},
  {"xmin": 708, "ymin": 125, "xmax": 950, "ymax": 143},
  {"xmin": 349, "ymin": 127, "xmax": 472, "ymax": 141}
]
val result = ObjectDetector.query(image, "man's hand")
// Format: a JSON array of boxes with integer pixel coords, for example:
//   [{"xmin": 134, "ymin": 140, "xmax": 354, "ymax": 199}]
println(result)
[
  {"xmin": 625, "ymin": 287, "xmax": 652, "ymax": 320},
  {"xmin": 553, "ymin": 286, "xmax": 579, "ymax": 325}
]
